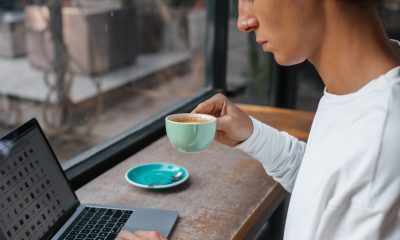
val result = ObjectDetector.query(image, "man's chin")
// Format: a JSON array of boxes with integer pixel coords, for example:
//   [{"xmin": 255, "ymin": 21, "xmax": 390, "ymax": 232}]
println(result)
[{"xmin": 273, "ymin": 53, "xmax": 306, "ymax": 67}]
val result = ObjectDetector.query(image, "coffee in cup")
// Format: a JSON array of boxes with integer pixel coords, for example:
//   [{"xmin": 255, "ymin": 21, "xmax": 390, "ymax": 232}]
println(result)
[{"xmin": 165, "ymin": 113, "xmax": 216, "ymax": 153}]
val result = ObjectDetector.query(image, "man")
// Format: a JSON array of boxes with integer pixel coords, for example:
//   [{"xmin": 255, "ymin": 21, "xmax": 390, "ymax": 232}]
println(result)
[{"xmin": 117, "ymin": 0, "xmax": 400, "ymax": 239}]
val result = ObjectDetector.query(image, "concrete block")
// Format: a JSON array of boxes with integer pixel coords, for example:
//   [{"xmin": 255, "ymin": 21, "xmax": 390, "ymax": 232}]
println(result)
[
  {"xmin": 187, "ymin": 9, "xmax": 206, "ymax": 52},
  {"xmin": 0, "ymin": 12, "xmax": 26, "ymax": 58},
  {"xmin": 25, "ymin": 5, "xmax": 137, "ymax": 75}
]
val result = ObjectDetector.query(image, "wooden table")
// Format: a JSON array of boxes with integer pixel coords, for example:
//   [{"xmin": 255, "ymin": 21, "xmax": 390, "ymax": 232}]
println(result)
[{"xmin": 76, "ymin": 104, "xmax": 314, "ymax": 240}]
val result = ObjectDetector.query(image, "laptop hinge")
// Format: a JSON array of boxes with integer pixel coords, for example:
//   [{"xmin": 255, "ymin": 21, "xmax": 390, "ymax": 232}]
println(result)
[{"xmin": 42, "ymin": 201, "xmax": 80, "ymax": 240}]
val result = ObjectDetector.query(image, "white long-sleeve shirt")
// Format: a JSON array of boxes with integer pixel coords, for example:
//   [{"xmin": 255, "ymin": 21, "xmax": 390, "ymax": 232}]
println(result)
[{"xmin": 236, "ymin": 66, "xmax": 400, "ymax": 239}]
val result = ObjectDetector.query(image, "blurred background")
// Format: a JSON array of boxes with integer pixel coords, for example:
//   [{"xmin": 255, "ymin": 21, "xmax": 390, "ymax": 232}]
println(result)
[{"xmin": 0, "ymin": 0, "xmax": 399, "ymax": 166}]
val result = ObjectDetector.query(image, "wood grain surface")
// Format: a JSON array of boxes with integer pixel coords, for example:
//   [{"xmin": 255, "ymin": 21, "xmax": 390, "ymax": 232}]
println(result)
[
  {"xmin": 237, "ymin": 104, "xmax": 314, "ymax": 141},
  {"xmin": 76, "ymin": 105, "xmax": 314, "ymax": 240}
]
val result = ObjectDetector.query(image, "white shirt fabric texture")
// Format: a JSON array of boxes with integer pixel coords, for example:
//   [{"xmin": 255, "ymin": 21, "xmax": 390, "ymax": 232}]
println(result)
[{"xmin": 236, "ymin": 66, "xmax": 400, "ymax": 239}]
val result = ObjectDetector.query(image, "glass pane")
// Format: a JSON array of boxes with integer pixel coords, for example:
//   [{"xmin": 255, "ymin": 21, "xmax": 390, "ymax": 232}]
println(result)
[
  {"xmin": 226, "ymin": 0, "xmax": 273, "ymax": 106},
  {"xmin": 0, "ymin": 0, "xmax": 208, "ymax": 165}
]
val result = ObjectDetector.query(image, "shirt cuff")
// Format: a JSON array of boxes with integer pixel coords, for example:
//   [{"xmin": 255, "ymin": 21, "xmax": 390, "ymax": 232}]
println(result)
[{"xmin": 234, "ymin": 116, "xmax": 265, "ymax": 152}]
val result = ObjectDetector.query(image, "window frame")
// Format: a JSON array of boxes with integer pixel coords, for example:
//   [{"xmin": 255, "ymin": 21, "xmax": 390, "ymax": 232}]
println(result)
[{"xmin": 64, "ymin": 0, "xmax": 230, "ymax": 190}]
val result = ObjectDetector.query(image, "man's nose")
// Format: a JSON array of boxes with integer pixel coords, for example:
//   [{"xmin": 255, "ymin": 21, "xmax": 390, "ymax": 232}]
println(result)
[{"xmin": 237, "ymin": 16, "xmax": 257, "ymax": 33}]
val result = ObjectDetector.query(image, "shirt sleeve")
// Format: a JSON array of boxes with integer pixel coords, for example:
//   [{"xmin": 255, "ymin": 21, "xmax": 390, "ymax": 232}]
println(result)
[{"xmin": 235, "ymin": 117, "xmax": 306, "ymax": 192}]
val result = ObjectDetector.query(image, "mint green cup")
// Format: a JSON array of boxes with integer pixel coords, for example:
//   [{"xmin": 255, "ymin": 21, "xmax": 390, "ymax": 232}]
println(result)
[{"xmin": 165, "ymin": 113, "xmax": 217, "ymax": 153}]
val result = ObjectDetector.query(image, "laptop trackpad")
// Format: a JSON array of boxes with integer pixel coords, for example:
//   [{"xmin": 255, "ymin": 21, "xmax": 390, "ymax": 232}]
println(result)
[{"xmin": 123, "ymin": 208, "xmax": 178, "ymax": 238}]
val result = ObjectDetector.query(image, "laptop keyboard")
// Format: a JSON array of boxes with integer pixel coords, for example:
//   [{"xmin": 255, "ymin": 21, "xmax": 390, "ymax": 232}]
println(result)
[{"xmin": 60, "ymin": 207, "xmax": 133, "ymax": 240}]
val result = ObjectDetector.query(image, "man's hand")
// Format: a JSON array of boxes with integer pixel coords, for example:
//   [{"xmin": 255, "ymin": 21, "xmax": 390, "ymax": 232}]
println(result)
[
  {"xmin": 192, "ymin": 93, "xmax": 253, "ymax": 147},
  {"xmin": 116, "ymin": 230, "xmax": 166, "ymax": 240}
]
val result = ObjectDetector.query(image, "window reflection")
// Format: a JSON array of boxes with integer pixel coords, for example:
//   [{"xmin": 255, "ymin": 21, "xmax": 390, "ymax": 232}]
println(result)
[{"xmin": 0, "ymin": 0, "xmax": 208, "ymax": 164}]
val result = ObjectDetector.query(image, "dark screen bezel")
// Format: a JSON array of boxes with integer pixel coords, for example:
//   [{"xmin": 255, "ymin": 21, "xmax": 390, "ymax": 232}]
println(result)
[{"xmin": 0, "ymin": 118, "xmax": 80, "ymax": 240}]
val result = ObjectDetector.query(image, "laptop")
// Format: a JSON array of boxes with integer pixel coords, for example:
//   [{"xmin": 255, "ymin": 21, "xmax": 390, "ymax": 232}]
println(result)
[{"xmin": 0, "ymin": 118, "xmax": 178, "ymax": 240}]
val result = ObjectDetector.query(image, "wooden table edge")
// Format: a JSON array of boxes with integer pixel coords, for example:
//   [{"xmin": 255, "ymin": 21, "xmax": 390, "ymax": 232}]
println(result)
[
  {"xmin": 232, "ymin": 183, "xmax": 286, "ymax": 240},
  {"xmin": 231, "ymin": 103, "xmax": 314, "ymax": 239}
]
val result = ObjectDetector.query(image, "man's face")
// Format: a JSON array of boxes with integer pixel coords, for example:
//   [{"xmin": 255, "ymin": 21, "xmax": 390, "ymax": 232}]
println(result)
[{"xmin": 237, "ymin": 0, "xmax": 324, "ymax": 66}]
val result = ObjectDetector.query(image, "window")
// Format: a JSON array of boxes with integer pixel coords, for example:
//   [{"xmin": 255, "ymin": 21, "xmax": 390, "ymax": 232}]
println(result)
[
  {"xmin": 0, "ymin": 0, "xmax": 229, "ymax": 189},
  {"xmin": 226, "ymin": 0, "xmax": 275, "ymax": 107}
]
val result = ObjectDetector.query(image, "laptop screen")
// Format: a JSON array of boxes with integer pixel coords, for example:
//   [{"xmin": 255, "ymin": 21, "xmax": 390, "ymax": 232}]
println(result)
[{"xmin": 0, "ymin": 119, "xmax": 79, "ymax": 240}]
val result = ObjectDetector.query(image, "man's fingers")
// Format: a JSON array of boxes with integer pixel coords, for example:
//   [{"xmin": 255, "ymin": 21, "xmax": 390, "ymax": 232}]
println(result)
[
  {"xmin": 135, "ymin": 231, "xmax": 165, "ymax": 240},
  {"xmin": 214, "ymin": 130, "xmax": 238, "ymax": 147},
  {"xmin": 192, "ymin": 93, "xmax": 227, "ymax": 116},
  {"xmin": 117, "ymin": 230, "xmax": 136, "ymax": 238},
  {"xmin": 216, "ymin": 115, "xmax": 230, "ymax": 131},
  {"xmin": 116, "ymin": 230, "xmax": 142, "ymax": 240},
  {"xmin": 116, "ymin": 230, "xmax": 165, "ymax": 240},
  {"xmin": 191, "ymin": 101, "xmax": 215, "ymax": 114}
]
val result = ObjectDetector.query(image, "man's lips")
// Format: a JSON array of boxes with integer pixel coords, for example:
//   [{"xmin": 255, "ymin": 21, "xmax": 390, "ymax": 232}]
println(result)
[
  {"xmin": 256, "ymin": 40, "xmax": 268, "ymax": 45},
  {"xmin": 256, "ymin": 40, "xmax": 270, "ymax": 50}
]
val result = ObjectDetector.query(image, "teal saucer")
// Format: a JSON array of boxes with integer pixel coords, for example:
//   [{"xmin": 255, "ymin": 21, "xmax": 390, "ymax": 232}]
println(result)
[{"xmin": 125, "ymin": 163, "xmax": 189, "ymax": 189}]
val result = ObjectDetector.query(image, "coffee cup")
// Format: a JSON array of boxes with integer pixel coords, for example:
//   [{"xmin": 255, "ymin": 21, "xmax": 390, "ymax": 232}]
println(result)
[{"xmin": 165, "ymin": 113, "xmax": 217, "ymax": 153}]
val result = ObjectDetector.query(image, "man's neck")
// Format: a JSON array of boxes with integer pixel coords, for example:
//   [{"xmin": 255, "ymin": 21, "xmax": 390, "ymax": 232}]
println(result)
[{"xmin": 309, "ymin": 2, "xmax": 400, "ymax": 95}]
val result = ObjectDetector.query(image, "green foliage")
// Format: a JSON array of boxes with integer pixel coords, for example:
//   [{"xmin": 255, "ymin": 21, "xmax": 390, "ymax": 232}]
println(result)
[
  {"xmin": 247, "ymin": 32, "xmax": 272, "ymax": 105},
  {"xmin": 121, "ymin": 0, "xmax": 135, "ymax": 8},
  {"xmin": 162, "ymin": 0, "xmax": 196, "ymax": 7}
]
